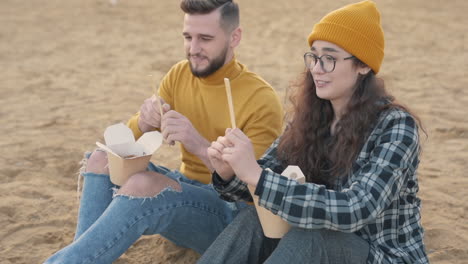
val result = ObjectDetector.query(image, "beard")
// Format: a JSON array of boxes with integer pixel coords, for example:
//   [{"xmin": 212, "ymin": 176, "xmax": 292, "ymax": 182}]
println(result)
[{"xmin": 188, "ymin": 46, "xmax": 228, "ymax": 78}]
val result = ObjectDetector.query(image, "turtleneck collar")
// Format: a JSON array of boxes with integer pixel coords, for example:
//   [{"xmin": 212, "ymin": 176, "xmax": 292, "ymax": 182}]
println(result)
[{"xmin": 197, "ymin": 57, "xmax": 243, "ymax": 85}]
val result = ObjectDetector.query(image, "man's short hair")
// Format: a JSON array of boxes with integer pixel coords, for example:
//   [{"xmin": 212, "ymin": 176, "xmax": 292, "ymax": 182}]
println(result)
[{"xmin": 180, "ymin": 0, "xmax": 239, "ymax": 32}]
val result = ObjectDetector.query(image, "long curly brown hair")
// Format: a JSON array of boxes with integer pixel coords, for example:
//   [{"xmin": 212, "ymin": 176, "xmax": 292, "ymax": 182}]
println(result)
[{"xmin": 277, "ymin": 58, "xmax": 421, "ymax": 186}]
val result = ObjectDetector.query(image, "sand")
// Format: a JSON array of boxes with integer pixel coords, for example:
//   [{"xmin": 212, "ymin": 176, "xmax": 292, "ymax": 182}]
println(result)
[{"xmin": 1, "ymin": 0, "xmax": 467, "ymax": 263}]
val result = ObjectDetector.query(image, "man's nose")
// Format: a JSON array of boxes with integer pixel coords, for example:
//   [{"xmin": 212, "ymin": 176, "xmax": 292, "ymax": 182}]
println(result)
[{"xmin": 189, "ymin": 39, "xmax": 201, "ymax": 54}]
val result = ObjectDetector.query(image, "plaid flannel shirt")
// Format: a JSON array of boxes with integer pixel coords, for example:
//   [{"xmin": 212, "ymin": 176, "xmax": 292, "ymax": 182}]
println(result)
[{"xmin": 212, "ymin": 108, "xmax": 429, "ymax": 264}]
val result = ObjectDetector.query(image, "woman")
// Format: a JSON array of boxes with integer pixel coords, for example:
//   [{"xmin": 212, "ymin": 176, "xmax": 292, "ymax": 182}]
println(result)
[{"xmin": 198, "ymin": 1, "xmax": 429, "ymax": 263}]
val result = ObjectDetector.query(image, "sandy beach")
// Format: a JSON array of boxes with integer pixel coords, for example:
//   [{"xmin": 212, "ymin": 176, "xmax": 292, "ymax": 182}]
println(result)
[{"xmin": 1, "ymin": 0, "xmax": 467, "ymax": 263}]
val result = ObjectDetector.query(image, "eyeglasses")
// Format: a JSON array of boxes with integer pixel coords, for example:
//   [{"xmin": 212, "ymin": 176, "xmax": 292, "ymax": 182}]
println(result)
[{"xmin": 303, "ymin": 52, "xmax": 355, "ymax": 73}]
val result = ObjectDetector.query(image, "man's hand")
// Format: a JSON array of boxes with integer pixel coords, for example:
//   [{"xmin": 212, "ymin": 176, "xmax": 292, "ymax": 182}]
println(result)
[
  {"xmin": 161, "ymin": 110, "xmax": 212, "ymax": 169},
  {"xmin": 138, "ymin": 95, "xmax": 169, "ymax": 133}
]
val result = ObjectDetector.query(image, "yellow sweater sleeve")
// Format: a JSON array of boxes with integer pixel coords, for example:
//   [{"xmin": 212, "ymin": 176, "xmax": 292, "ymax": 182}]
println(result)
[{"xmin": 126, "ymin": 112, "xmax": 143, "ymax": 140}]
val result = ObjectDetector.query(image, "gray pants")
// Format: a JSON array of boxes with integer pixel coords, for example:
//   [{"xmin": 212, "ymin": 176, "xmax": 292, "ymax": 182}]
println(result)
[{"xmin": 197, "ymin": 206, "xmax": 369, "ymax": 264}]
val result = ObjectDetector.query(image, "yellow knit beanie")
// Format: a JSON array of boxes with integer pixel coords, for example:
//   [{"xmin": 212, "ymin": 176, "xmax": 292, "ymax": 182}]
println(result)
[{"xmin": 307, "ymin": 0, "xmax": 384, "ymax": 73}]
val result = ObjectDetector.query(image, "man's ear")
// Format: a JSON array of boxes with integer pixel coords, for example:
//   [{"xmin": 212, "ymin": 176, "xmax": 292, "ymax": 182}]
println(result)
[{"xmin": 230, "ymin": 27, "xmax": 242, "ymax": 48}]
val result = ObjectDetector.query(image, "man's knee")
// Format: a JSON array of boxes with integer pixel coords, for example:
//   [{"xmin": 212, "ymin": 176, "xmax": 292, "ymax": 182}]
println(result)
[
  {"xmin": 85, "ymin": 150, "xmax": 109, "ymax": 175},
  {"xmin": 117, "ymin": 171, "xmax": 181, "ymax": 197}
]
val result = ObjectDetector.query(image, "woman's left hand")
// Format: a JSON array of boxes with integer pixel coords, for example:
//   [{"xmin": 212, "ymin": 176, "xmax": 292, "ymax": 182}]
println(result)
[{"xmin": 221, "ymin": 128, "xmax": 262, "ymax": 186}]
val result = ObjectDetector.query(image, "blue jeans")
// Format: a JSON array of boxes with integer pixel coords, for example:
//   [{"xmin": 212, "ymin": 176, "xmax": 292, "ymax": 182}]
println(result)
[
  {"xmin": 44, "ymin": 161, "xmax": 243, "ymax": 264},
  {"xmin": 197, "ymin": 206, "xmax": 369, "ymax": 264}
]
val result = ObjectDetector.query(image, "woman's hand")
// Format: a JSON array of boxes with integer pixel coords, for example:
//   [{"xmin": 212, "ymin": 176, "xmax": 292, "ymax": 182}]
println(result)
[
  {"xmin": 207, "ymin": 130, "xmax": 235, "ymax": 181},
  {"xmin": 221, "ymin": 128, "xmax": 262, "ymax": 186}
]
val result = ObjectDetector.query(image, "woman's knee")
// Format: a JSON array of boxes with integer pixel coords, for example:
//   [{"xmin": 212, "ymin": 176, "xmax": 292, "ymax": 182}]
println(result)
[
  {"xmin": 282, "ymin": 228, "xmax": 325, "ymax": 245},
  {"xmin": 85, "ymin": 150, "xmax": 109, "ymax": 175},
  {"xmin": 237, "ymin": 206, "xmax": 261, "ymax": 226},
  {"xmin": 117, "ymin": 171, "xmax": 181, "ymax": 197},
  {"xmin": 224, "ymin": 206, "xmax": 263, "ymax": 237}
]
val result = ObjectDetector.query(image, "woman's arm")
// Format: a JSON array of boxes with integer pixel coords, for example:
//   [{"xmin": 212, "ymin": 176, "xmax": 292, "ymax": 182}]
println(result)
[
  {"xmin": 212, "ymin": 138, "xmax": 284, "ymax": 202},
  {"xmin": 256, "ymin": 110, "xmax": 420, "ymax": 232}
]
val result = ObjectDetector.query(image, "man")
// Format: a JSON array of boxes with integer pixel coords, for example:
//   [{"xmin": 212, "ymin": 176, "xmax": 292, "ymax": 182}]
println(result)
[{"xmin": 44, "ymin": 0, "xmax": 283, "ymax": 263}]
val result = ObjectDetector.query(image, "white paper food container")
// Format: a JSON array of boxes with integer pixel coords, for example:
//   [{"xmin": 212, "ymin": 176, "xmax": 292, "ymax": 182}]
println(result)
[
  {"xmin": 96, "ymin": 123, "xmax": 163, "ymax": 186},
  {"xmin": 249, "ymin": 165, "xmax": 305, "ymax": 238}
]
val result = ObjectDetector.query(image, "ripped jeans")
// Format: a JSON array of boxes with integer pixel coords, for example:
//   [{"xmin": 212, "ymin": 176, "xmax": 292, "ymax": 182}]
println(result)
[{"xmin": 44, "ymin": 160, "xmax": 244, "ymax": 264}]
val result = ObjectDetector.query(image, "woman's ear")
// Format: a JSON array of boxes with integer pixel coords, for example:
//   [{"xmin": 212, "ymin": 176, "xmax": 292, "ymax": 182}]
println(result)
[{"xmin": 359, "ymin": 65, "xmax": 371, "ymax": 75}]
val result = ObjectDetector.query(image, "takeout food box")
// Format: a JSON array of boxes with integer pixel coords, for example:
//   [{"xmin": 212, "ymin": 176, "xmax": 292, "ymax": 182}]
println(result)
[
  {"xmin": 96, "ymin": 123, "xmax": 163, "ymax": 186},
  {"xmin": 248, "ymin": 165, "xmax": 305, "ymax": 238}
]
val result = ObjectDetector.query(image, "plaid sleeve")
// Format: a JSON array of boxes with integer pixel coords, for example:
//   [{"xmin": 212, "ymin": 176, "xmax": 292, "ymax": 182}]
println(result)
[
  {"xmin": 256, "ymin": 110, "xmax": 420, "ymax": 232},
  {"xmin": 212, "ymin": 138, "xmax": 284, "ymax": 202},
  {"xmin": 211, "ymin": 171, "xmax": 252, "ymax": 202},
  {"xmin": 257, "ymin": 138, "xmax": 285, "ymax": 173}
]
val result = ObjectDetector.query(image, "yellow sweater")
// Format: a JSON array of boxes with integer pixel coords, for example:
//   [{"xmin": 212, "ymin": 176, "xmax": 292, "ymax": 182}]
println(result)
[{"xmin": 127, "ymin": 58, "xmax": 283, "ymax": 184}]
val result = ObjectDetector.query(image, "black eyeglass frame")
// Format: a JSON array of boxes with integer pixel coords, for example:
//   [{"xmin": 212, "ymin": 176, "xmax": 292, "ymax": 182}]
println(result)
[{"xmin": 303, "ymin": 52, "xmax": 355, "ymax": 73}]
